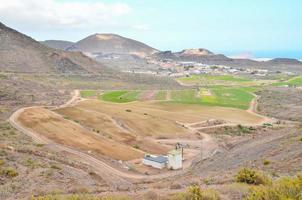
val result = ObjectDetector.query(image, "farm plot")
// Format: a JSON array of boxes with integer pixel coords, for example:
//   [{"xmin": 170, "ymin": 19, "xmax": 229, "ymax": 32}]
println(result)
[
  {"xmin": 17, "ymin": 107, "xmax": 143, "ymax": 160},
  {"xmin": 177, "ymin": 75, "xmax": 251, "ymax": 86},
  {"xmin": 273, "ymin": 75, "xmax": 302, "ymax": 87},
  {"xmin": 96, "ymin": 87, "xmax": 257, "ymax": 110}
]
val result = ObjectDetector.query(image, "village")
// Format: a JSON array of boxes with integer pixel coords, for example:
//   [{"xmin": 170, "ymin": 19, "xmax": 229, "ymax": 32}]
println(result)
[{"xmin": 121, "ymin": 58, "xmax": 295, "ymax": 78}]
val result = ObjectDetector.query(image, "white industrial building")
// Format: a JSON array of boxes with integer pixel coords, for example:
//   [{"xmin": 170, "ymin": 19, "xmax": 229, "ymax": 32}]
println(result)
[
  {"xmin": 142, "ymin": 147, "xmax": 183, "ymax": 170},
  {"xmin": 142, "ymin": 155, "xmax": 168, "ymax": 169},
  {"xmin": 167, "ymin": 149, "xmax": 182, "ymax": 170}
]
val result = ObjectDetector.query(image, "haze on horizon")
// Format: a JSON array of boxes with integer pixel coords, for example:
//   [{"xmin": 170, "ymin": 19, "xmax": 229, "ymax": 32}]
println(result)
[{"xmin": 0, "ymin": 0, "xmax": 301, "ymax": 58}]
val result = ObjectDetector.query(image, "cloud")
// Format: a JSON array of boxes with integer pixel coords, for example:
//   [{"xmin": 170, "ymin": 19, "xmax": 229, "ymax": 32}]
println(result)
[{"xmin": 0, "ymin": 0, "xmax": 132, "ymax": 29}]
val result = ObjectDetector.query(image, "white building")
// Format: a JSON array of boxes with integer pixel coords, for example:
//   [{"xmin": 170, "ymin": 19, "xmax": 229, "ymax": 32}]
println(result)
[
  {"xmin": 142, "ymin": 155, "xmax": 168, "ymax": 169},
  {"xmin": 167, "ymin": 149, "xmax": 183, "ymax": 170}
]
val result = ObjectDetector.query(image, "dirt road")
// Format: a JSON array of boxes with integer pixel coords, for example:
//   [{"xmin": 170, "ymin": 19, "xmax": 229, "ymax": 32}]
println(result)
[{"xmin": 8, "ymin": 90, "xmax": 273, "ymax": 188}]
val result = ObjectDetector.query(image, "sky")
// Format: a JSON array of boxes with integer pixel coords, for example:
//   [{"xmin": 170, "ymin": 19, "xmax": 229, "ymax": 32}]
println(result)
[{"xmin": 0, "ymin": 0, "xmax": 301, "ymax": 58}]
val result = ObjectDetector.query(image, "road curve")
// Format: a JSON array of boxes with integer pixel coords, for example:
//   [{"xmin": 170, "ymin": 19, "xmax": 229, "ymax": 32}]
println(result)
[{"xmin": 8, "ymin": 90, "xmax": 272, "ymax": 184}]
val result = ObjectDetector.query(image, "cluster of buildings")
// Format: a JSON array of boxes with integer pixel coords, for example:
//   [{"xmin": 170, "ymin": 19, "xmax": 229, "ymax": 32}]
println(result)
[{"xmin": 124, "ymin": 59, "xmax": 276, "ymax": 78}]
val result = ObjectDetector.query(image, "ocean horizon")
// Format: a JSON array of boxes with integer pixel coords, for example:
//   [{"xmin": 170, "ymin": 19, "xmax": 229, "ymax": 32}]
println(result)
[{"xmin": 221, "ymin": 50, "xmax": 302, "ymax": 60}]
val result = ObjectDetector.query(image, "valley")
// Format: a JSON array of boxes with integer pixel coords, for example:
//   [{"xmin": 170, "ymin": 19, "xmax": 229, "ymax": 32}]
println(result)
[{"xmin": 0, "ymin": 18, "xmax": 301, "ymax": 200}]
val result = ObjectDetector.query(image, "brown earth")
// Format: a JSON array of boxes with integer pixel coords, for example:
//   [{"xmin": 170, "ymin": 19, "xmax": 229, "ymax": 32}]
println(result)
[{"xmin": 17, "ymin": 107, "xmax": 143, "ymax": 161}]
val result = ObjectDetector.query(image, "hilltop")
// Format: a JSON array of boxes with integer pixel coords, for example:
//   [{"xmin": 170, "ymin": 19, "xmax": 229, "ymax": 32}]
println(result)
[
  {"xmin": 66, "ymin": 33, "xmax": 158, "ymax": 57},
  {"xmin": 0, "ymin": 22, "xmax": 113, "ymax": 74}
]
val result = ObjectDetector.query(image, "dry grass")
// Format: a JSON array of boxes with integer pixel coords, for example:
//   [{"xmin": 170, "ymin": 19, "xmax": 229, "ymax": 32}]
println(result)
[
  {"xmin": 17, "ymin": 100, "xmax": 265, "ymax": 161},
  {"xmin": 18, "ymin": 107, "xmax": 143, "ymax": 160}
]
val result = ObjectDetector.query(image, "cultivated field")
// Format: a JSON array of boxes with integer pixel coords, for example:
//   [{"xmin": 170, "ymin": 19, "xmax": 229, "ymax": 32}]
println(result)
[
  {"xmin": 94, "ymin": 87, "xmax": 257, "ymax": 109},
  {"xmin": 176, "ymin": 74, "xmax": 275, "ymax": 87}
]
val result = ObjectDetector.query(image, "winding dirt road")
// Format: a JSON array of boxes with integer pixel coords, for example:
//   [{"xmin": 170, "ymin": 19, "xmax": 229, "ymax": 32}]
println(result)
[{"xmin": 8, "ymin": 89, "xmax": 272, "ymax": 188}]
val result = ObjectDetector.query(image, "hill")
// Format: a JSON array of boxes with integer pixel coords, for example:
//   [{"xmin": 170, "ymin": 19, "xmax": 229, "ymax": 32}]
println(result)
[
  {"xmin": 66, "ymin": 33, "xmax": 158, "ymax": 57},
  {"xmin": 0, "ymin": 22, "xmax": 111, "ymax": 74},
  {"xmin": 40, "ymin": 40, "xmax": 74, "ymax": 50}
]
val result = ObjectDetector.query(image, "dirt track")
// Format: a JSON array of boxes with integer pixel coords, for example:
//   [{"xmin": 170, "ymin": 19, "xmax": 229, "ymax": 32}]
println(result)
[{"xmin": 8, "ymin": 90, "xmax": 273, "ymax": 189}]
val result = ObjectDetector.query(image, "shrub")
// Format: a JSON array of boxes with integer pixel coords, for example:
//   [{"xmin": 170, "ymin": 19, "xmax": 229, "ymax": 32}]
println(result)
[
  {"xmin": 125, "ymin": 109, "xmax": 132, "ymax": 112},
  {"xmin": 170, "ymin": 185, "xmax": 220, "ymax": 200},
  {"xmin": 133, "ymin": 144, "xmax": 140, "ymax": 149},
  {"xmin": 263, "ymin": 160, "xmax": 270, "ymax": 166},
  {"xmin": 244, "ymin": 174, "xmax": 302, "ymax": 200},
  {"xmin": 0, "ymin": 159, "xmax": 5, "ymax": 166},
  {"xmin": 0, "ymin": 167, "xmax": 18, "ymax": 177},
  {"xmin": 235, "ymin": 168, "xmax": 271, "ymax": 185}
]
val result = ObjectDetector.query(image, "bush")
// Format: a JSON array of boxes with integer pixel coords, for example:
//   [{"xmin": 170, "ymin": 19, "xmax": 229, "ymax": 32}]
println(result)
[
  {"xmin": 31, "ymin": 194, "xmax": 131, "ymax": 200},
  {"xmin": 235, "ymin": 168, "xmax": 271, "ymax": 185},
  {"xmin": 0, "ymin": 159, "xmax": 5, "ymax": 166},
  {"xmin": 133, "ymin": 144, "xmax": 140, "ymax": 149},
  {"xmin": 244, "ymin": 174, "xmax": 302, "ymax": 200},
  {"xmin": 263, "ymin": 160, "xmax": 270, "ymax": 166},
  {"xmin": 170, "ymin": 185, "xmax": 220, "ymax": 200},
  {"xmin": 0, "ymin": 167, "xmax": 18, "ymax": 177}
]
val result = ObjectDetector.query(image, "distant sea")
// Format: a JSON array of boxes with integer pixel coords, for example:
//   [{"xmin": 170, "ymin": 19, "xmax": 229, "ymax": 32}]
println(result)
[{"xmin": 221, "ymin": 50, "xmax": 302, "ymax": 61}]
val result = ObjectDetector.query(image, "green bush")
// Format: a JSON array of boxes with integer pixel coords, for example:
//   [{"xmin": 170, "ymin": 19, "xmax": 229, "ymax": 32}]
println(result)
[
  {"xmin": 263, "ymin": 160, "xmax": 270, "ymax": 166},
  {"xmin": 244, "ymin": 174, "xmax": 302, "ymax": 200},
  {"xmin": 0, "ymin": 167, "xmax": 18, "ymax": 177},
  {"xmin": 235, "ymin": 168, "xmax": 271, "ymax": 185},
  {"xmin": 0, "ymin": 159, "xmax": 5, "ymax": 166},
  {"xmin": 170, "ymin": 185, "xmax": 220, "ymax": 200}
]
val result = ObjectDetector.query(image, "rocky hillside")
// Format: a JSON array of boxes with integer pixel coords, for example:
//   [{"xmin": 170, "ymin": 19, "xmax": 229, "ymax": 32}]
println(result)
[
  {"xmin": 0, "ymin": 22, "xmax": 112, "ymax": 74},
  {"xmin": 41, "ymin": 40, "xmax": 74, "ymax": 50},
  {"xmin": 67, "ymin": 33, "xmax": 158, "ymax": 57}
]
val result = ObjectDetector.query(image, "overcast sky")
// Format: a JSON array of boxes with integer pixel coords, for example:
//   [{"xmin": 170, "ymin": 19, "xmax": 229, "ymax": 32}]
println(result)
[{"xmin": 0, "ymin": 0, "xmax": 301, "ymax": 57}]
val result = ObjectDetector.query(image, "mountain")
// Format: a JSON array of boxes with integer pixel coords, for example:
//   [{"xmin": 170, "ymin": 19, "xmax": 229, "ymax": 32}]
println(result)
[
  {"xmin": 41, "ymin": 40, "xmax": 74, "ymax": 50},
  {"xmin": 66, "ymin": 33, "xmax": 158, "ymax": 57},
  {"xmin": 150, "ymin": 48, "xmax": 302, "ymax": 73},
  {"xmin": 0, "ymin": 22, "xmax": 111, "ymax": 74}
]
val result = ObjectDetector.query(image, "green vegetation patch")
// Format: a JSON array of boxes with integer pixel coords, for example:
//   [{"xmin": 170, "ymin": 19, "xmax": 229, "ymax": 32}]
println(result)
[
  {"xmin": 99, "ymin": 87, "xmax": 257, "ymax": 109},
  {"xmin": 273, "ymin": 75, "xmax": 302, "ymax": 87},
  {"xmin": 80, "ymin": 90, "xmax": 97, "ymax": 98},
  {"xmin": 235, "ymin": 168, "xmax": 272, "ymax": 185},
  {"xmin": 100, "ymin": 91, "xmax": 139, "ymax": 103},
  {"xmin": 177, "ymin": 74, "xmax": 251, "ymax": 85},
  {"xmin": 170, "ymin": 185, "xmax": 220, "ymax": 200},
  {"xmin": 171, "ymin": 89, "xmax": 199, "ymax": 103},
  {"xmin": 200, "ymin": 86, "xmax": 255, "ymax": 109},
  {"xmin": 244, "ymin": 173, "xmax": 302, "ymax": 200},
  {"xmin": 155, "ymin": 90, "xmax": 167, "ymax": 100}
]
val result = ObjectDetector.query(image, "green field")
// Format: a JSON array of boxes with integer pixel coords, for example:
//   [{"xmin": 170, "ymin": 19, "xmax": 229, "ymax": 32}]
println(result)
[
  {"xmin": 155, "ymin": 90, "xmax": 167, "ymax": 100},
  {"xmin": 96, "ymin": 85, "xmax": 258, "ymax": 109},
  {"xmin": 80, "ymin": 90, "xmax": 97, "ymax": 98},
  {"xmin": 177, "ymin": 75, "xmax": 251, "ymax": 85},
  {"xmin": 199, "ymin": 87, "xmax": 255, "ymax": 109},
  {"xmin": 99, "ymin": 90, "xmax": 139, "ymax": 103},
  {"xmin": 272, "ymin": 76, "xmax": 302, "ymax": 87},
  {"xmin": 167, "ymin": 87, "xmax": 255, "ymax": 109}
]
